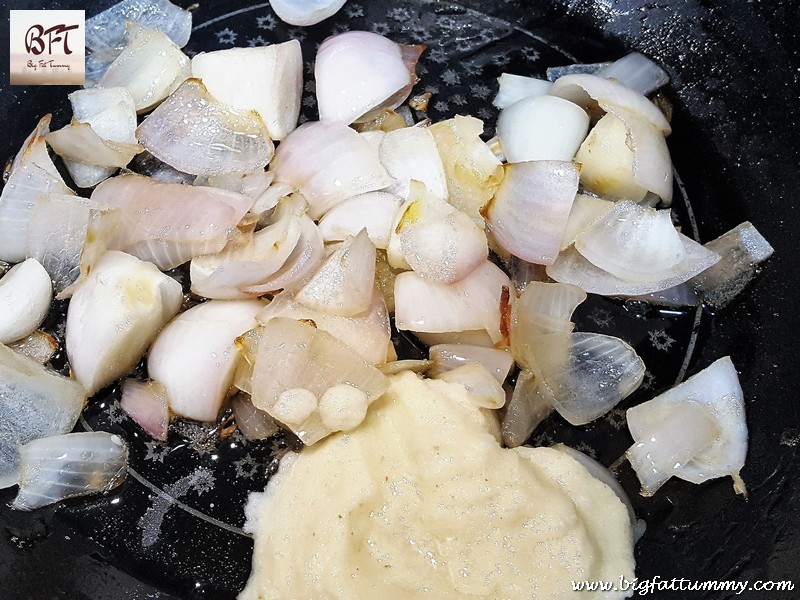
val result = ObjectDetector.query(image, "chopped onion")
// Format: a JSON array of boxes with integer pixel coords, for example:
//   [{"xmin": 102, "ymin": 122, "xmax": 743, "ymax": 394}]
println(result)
[
  {"xmin": 433, "ymin": 362, "xmax": 506, "ymax": 409},
  {"xmin": 47, "ymin": 120, "xmax": 142, "ymax": 168},
  {"xmin": 197, "ymin": 171, "xmax": 275, "ymax": 200},
  {"xmin": 294, "ymin": 230, "xmax": 376, "ymax": 316},
  {"xmin": 92, "ymin": 173, "xmax": 254, "ymax": 270},
  {"xmin": 379, "ymin": 359, "xmax": 430, "ymax": 375},
  {"xmin": 315, "ymin": 31, "xmax": 422, "ymax": 125},
  {"xmin": 7, "ymin": 331, "xmax": 58, "ymax": 365},
  {"xmin": 232, "ymin": 393, "xmax": 280, "ymax": 441},
  {"xmin": 66, "ymin": 251, "xmax": 183, "ymax": 395},
  {"xmin": 270, "ymin": 120, "xmax": 394, "ymax": 220},
  {"xmin": 136, "ymin": 79, "xmax": 274, "ymax": 176},
  {"xmin": 7, "ymin": 115, "xmax": 64, "ymax": 182},
  {"xmin": 249, "ymin": 317, "xmax": 389, "ymax": 445},
  {"xmin": 0, "ymin": 343, "xmax": 85, "ymax": 489},
  {"xmin": 496, "ymin": 96, "xmax": 589, "ymax": 162},
  {"xmin": 148, "ymin": 299, "xmax": 265, "ymax": 422},
  {"xmin": 191, "ymin": 41, "xmax": 302, "ymax": 141},
  {"xmin": 318, "ymin": 191, "xmax": 402, "ymax": 249},
  {"xmin": 428, "ymin": 344, "xmax": 514, "ymax": 384},
  {"xmin": 493, "ymin": 73, "xmax": 552, "ymax": 109},
  {"xmin": 378, "ymin": 126, "xmax": 448, "ymax": 201},
  {"xmin": 532, "ymin": 332, "xmax": 645, "ymax": 425},
  {"xmin": 500, "ymin": 370, "xmax": 554, "ymax": 448},
  {"xmin": 596, "ymin": 53, "xmax": 669, "ymax": 96},
  {"xmin": 546, "ymin": 62, "xmax": 611, "ymax": 81},
  {"xmin": 483, "ymin": 161, "xmax": 579, "ymax": 265},
  {"xmin": 627, "ymin": 356, "xmax": 747, "ymax": 495},
  {"xmin": 98, "ymin": 21, "xmax": 190, "ymax": 113},
  {"xmin": 560, "ymin": 193, "xmax": 615, "ymax": 250},
  {"xmin": 394, "ymin": 259, "xmax": 511, "ymax": 345},
  {"xmin": 0, "ymin": 259, "xmax": 53, "ymax": 345},
  {"xmin": 120, "ymin": 379, "xmax": 170, "ymax": 441},
  {"xmin": 13, "ymin": 432, "xmax": 127, "ymax": 511},
  {"xmin": 269, "ymin": 0, "xmax": 347, "ymax": 26}
]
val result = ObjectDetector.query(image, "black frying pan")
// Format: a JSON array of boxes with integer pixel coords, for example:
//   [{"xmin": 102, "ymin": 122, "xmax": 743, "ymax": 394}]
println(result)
[{"xmin": 1, "ymin": 1, "xmax": 798, "ymax": 598}]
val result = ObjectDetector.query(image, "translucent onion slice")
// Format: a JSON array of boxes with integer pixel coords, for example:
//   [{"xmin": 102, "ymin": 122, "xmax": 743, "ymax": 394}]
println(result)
[
  {"xmin": 493, "ymin": 73, "xmax": 552, "ymax": 109},
  {"xmin": 428, "ymin": 344, "xmax": 514, "ymax": 384},
  {"xmin": 270, "ymin": 120, "xmax": 395, "ymax": 220},
  {"xmin": 269, "ymin": 0, "xmax": 347, "ymax": 26},
  {"xmin": 86, "ymin": 0, "xmax": 192, "ymax": 58},
  {"xmin": 575, "ymin": 110, "xmax": 673, "ymax": 204},
  {"xmin": 7, "ymin": 331, "xmax": 59, "ymax": 365},
  {"xmin": 120, "ymin": 379, "xmax": 170, "ymax": 441},
  {"xmin": 691, "ymin": 221, "xmax": 775, "ymax": 309},
  {"xmin": 92, "ymin": 173, "xmax": 254, "ymax": 270},
  {"xmin": 548, "ymin": 236, "xmax": 720, "ymax": 296},
  {"xmin": 394, "ymin": 187, "xmax": 488, "ymax": 283},
  {"xmin": 627, "ymin": 356, "xmax": 747, "ymax": 495},
  {"xmin": 7, "ymin": 115, "xmax": 64, "ymax": 182},
  {"xmin": 379, "ymin": 126, "xmax": 448, "ymax": 201},
  {"xmin": 70, "ymin": 87, "xmax": 138, "ymax": 141},
  {"xmin": 428, "ymin": 115, "xmax": 504, "ymax": 222},
  {"xmin": 0, "ymin": 344, "xmax": 85, "ymax": 489},
  {"xmin": 575, "ymin": 201, "xmax": 685, "ymax": 282},
  {"xmin": 318, "ymin": 192, "xmax": 402, "ymax": 250},
  {"xmin": 232, "ymin": 393, "xmax": 280, "ymax": 441},
  {"xmin": 315, "ymin": 31, "xmax": 422, "ymax": 125},
  {"xmin": 294, "ymin": 230, "xmax": 376, "ymax": 316},
  {"xmin": 0, "ymin": 164, "xmax": 75, "ymax": 263},
  {"xmin": 0, "ymin": 259, "xmax": 53, "ymax": 345},
  {"xmin": 483, "ymin": 161, "xmax": 579, "ymax": 265},
  {"xmin": 549, "ymin": 73, "xmax": 671, "ymax": 135},
  {"xmin": 256, "ymin": 287, "xmax": 391, "ymax": 365},
  {"xmin": 47, "ymin": 120, "xmax": 142, "ymax": 168},
  {"xmin": 596, "ymin": 52, "xmax": 669, "ymax": 96},
  {"xmin": 27, "ymin": 194, "xmax": 117, "ymax": 294},
  {"xmin": 250, "ymin": 318, "xmax": 389, "ymax": 445},
  {"xmin": 66, "ymin": 251, "xmax": 183, "ymax": 395},
  {"xmin": 98, "ymin": 22, "xmax": 190, "ymax": 113},
  {"xmin": 546, "ymin": 62, "xmax": 610, "ymax": 81},
  {"xmin": 136, "ymin": 79, "xmax": 274, "ymax": 176},
  {"xmin": 500, "ymin": 370, "xmax": 554, "ymax": 448},
  {"xmin": 63, "ymin": 162, "xmax": 117, "ymax": 189},
  {"xmin": 197, "ymin": 171, "xmax": 274, "ymax": 200},
  {"xmin": 532, "ymin": 332, "xmax": 645, "ymax": 425},
  {"xmin": 560, "ymin": 193, "xmax": 615, "ymax": 250},
  {"xmin": 433, "ymin": 362, "xmax": 506, "ymax": 409},
  {"xmin": 13, "ymin": 432, "xmax": 127, "ymax": 511},
  {"xmin": 148, "ymin": 300, "xmax": 265, "ymax": 422},
  {"xmin": 496, "ymin": 96, "xmax": 590, "ymax": 162},
  {"xmin": 191, "ymin": 41, "xmax": 302, "ymax": 141},
  {"xmin": 394, "ymin": 260, "xmax": 512, "ymax": 345}
]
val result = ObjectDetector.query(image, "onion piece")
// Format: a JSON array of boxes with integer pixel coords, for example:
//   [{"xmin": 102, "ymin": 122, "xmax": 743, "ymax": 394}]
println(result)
[
  {"xmin": 315, "ymin": 31, "xmax": 422, "ymax": 125},
  {"xmin": 27, "ymin": 194, "xmax": 119, "ymax": 294},
  {"xmin": 496, "ymin": 96, "xmax": 589, "ymax": 162},
  {"xmin": 120, "ymin": 379, "xmax": 170, "ymax": 441},
  {"xmin": 0, "ymin": 344, "xmax": 85, "ymax": 489},
  {"xmin": 318, "ymin": 192, "xmax": 402, "ymax": 250},
  {"xmin": 428, "ymin": 115, "xmax": 504, "ymax": 223},
  {"xmin": 232, "ymin": 393, "xmax": 280, "ymax": 440},
  {"xmin": 66, "ymin": 251, "xmax": 183, "ymax": 395},
  {"xmin": 627, "ymin": 356, "xmax": 747, "ymax": 495},
  {"xmin": 270, "ymin": 121, "xmax": 394, "ymax": 220},
  {"xmin": 493, "ymin": 73, "xmax": 552, "ymax": 109},
  {"xmin": 0, "ymin": 163, "xmax": 75, "ymax": 263},
  {"xmin": 560, "ymin": 193, "xmax": 615, "ymax": 250},
  {"xmin": 294, "ymin": 230, "xmax": 376, "ymax": 316},
  {"xmin": 550, "ymin": 73, "xmax": 671, "ymax": 135},
  {"xmin": 196, "ymin": 171, "xmax": 274, "ymax": 200},
  {"xmin": 256, "ymin": 287, "xmax": 390, "ymax": 365},
  {"xmin": 575, "ymin": 201, "xmax": 685, "ymax": 282},
  {"xmin": 250, "ymin": 318, "xmax": 389, "ymax": 445},
  {"xmin": 394, "ymin": 260, "xmax": 511, "ymax": 345},
  {"xmin": 532, "ymin": 332, "xmax": 645, "ymax": 425},
  {"xmin": 137, "ymin": 79, "xmax": 274, "ymax": 176},
  {"xmin": 433, "ymin": 362, "xmax": 506, "ymax": 409},
  {"xmin": 596, "ymin": 53, "xmax": 669, "ymax": 96},
  {"xmin": 269, "ymin": 0, "xmax": 346, "ymax": 25},
  {"xmin": 547, "ymin": 237, "xmax": 720, "ymax": 296},
  {"xmin": 483, "ymin": 161, "xmax": 579, "ymax": 265},
  {"xmin": 7, "ymin": 331, "xmax": 58, "ymax": 365},
  {"xmin": 47, "ymin": 120, "xmax": 142, "ymax": 168},
  {"xmin": 500, "ymin": 370, "xmax": 554, "ymax": 448},
  {"xmin": 546, "ymin": 62, "xmax": 611, "ymax": 81},
  {"xmin": 394, "ymin": 183, "xmax": 488, "ymax": 283},
  {"xmin": 86, "ymin": 0, "xmax": 191, "ymax": 59},
  {"xmin": 0, "ymin": 259, "xmax": 53, "ymax": 345},
  {"xmin": 7, "ymin": 115, "xmax": 64, "ymax": 183},
  {"xmin": 98, "ymin": 21, "xmax": 190, "ymax": 113},
  {"xmin": 691, "ymin": 221, "xmax": 774, "ymax": 309},
  {"xmin": 191, "ymin": 41, "xmax": 302, "ymax": 141},
  {"xmin": 428, "ymin": 344, "xmax": 514, "ymax": 384},
  {"xmin": 148, "ymin": 300, "xmax": 265, "ymax": 422},
  {"xmin": 378, "ymin": 126, "xmax": 448, "ymax": 201},
  {"xmin": 379, "ymin": 359, "xmax": 430, "ymax": 375},
  {"xmin": 13, "ymin": 432, "xmax": 127, "ymax": 511},
  {"xmin": 92, "ymin": 173, "xmax": 254, "ymax": 270}
]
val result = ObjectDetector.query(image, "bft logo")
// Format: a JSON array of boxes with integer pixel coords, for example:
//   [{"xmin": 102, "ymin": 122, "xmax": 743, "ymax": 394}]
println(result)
[{"xmin": 10, "ymin": 10, "xmax": 85, "ymax": 85}]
